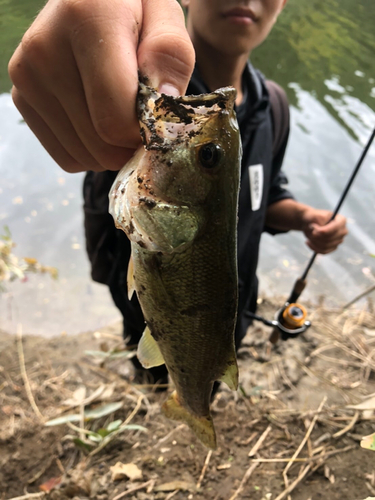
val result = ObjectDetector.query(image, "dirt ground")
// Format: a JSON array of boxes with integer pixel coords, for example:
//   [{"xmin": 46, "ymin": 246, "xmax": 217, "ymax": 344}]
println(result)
[{"xmin": 1, "ymin": 297, "xmax": 375, "ymax": 500}]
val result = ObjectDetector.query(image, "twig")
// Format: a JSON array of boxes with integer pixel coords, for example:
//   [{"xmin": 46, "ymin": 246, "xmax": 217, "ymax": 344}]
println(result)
[
  {"xmin": 282, "ymin": 396, "xmax": 326, "ymax": 491},
  {"xmin": 112, "ymin": 479, "xmax": 154, "ymax": 500},
  {"xmin": 228, "ymin": 462, "xmax": 259, "ymax": 500},
  {"xmin": 27, "ymin": 456, "xmax": 56, "ymax": 484},
  {"xmin": 197, "ymin": 449, "xmax": 213, "ymax": 489},
  {"xmin": 251, "ymin": 444, "xmax": 356, "ymax": 464},
  {"xmin": 123, "ymin": 394, "xmax": 144, "ymax": 426},
  {"xmin": 333, "ymin": 411, "xmax": 359, "ymax": 438},
  {"xmin": 343, "ymin": 284, "xmax": 375, "ymax": 310},
  {"xmin": 165, "ymin": 490, "xmax": 179, "ymax": 500},
  {"xmin": 274, "ymin": 464, "xmax": 311, "ymax": 500},
  {"xmin": 248, "ymin": 425, "xmax": 272, "ymax": 457},
  {"xmin": 7, "ymin": 494, "xmax": 46, "ymax": 500},
  {"xmin": 17, "ymin": 324, "xmax": 43, "ymax": 421},
  {"xmin": 152, "ymin": 424, "xmax": 186, "ymax": 449}
]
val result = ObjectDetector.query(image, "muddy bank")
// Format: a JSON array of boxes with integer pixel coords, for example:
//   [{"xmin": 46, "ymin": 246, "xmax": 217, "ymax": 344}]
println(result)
[{"xmin": 1, "ymin": 298, "xmax": 375, "ymax": 500}]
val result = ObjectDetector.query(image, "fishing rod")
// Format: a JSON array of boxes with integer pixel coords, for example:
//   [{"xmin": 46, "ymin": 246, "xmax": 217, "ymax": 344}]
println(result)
[{"xmin": 249, "ymin": 124, "xmax": 375, "ymax": 343}]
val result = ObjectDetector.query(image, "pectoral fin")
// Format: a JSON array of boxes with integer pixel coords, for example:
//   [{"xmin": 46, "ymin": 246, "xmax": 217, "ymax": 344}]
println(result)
[
  {"xmin": 127, "ymin": 255, "xmax": 135, "ymax": 300},
  {"xmin": 137, "ymin": 326, "xmax": 165, "ymax": 368},
  {"xmin": 162, "ymin": 391, "xmax": 217, "ymax": 450},
  {"xmin": 219, "ymin": 360, "xmax": 239, "ymax": 391}
]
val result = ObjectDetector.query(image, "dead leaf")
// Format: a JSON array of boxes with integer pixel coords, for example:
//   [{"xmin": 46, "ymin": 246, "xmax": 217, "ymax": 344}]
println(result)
[
  {"xmin": 154, "ymin": 481, "xmax": 196, "ymax": 493},
  {"xmin": 62, "ymin": 386, "xmax": 87, "ymax": 406},
  {"xmin": 347, "ymin": 396, "xmax": 375, "ymax": 411},
  {"xmin": 110, "ymin": 462, "xmax": 143, "ymax": 481},
  {"xmin": 39, "ymin": 476, "xmax": 62, "ymax": 492}
]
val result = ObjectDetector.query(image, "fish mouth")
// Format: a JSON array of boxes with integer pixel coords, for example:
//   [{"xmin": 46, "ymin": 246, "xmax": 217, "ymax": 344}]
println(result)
[
  {"xmin": 222, "ymin": 6, "xmax": 258, "ymax": 24},
  {"xmin": 137, "ymin": 82, "xmax": 237, "ymax": 151}
]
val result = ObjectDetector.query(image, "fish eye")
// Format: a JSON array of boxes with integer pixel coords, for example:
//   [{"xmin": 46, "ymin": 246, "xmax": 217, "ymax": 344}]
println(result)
[{"xmin": 198, "ymin": 143, "xmax": 221, "ymax": 168}]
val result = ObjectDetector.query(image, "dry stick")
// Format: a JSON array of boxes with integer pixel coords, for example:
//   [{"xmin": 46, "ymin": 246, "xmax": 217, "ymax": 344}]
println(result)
[
  {"xmin": 7, "ymin": 494, "xmax": 45, "ymax": 500},
  {"xmin": 282, "ymin": 396, "xmax": 327, "ymax": 490},
  {"xmin": 343, "ymin": 284, "xmax": 375, "ymax": 310},
  {"xmin": 248, "ymin": 425, "xmax": 272, "ymax": 457},
  {"xmin": 274, "ymin": 464, "xmax": 312, "ymax": 500},
  {"xmin": 197, "ymin": 449, "xmax": 213, "ymax": 489},
  {"xmin": 112, "ymin": 479, "xmax": 155, "ymax": 500},
  {"xmin": 27, "ymin": 456, "xmax": 56, "ymax": 484},
  {"xmin": 165, "ymin": 490, "xmax": 179, "ymax": 500},
  {"xmin": 123, "ymin": 393, "xmax": 144, "ymax": 426},
  {"xmin": 228, "ymin": 462, "xmax": 259, "ymax": 500},
  {"xmin": 251, "ymin": 444, "xmax": 356, "ymax": 464},
  {"xmin": 333, "ymin": 411, "xmax": 359, "ymax": 438},
  {"xmin": 152, "ymin": 424, "xmax": 186, "ymax": 449},
  {"xmin": 17, "ymin": 324, "xmax": 43, "ymax": 421}
]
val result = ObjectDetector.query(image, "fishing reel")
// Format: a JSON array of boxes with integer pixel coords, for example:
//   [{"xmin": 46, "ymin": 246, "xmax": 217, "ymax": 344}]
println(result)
[{"xmin": 247, "ymin": 300, "xmax": 311, "ymax": 344}]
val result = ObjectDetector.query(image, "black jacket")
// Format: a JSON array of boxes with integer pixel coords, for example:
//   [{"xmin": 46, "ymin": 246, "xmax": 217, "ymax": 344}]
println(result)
[{"xmin": 83, "ymin": 63, "xmax": 293, "ymax": 345}]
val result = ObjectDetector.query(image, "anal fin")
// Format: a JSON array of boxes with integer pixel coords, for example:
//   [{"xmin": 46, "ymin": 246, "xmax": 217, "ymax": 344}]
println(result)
[
  {"xmin": 162, "ymin": 391, "xmax": 217, "ymax": 450},
  {"xmin": 219, "ymin": 360, "xmax": 239, "ymax": 391},
  {"xmin": 137, "ymin": 326, "xmax": 165, "ymax": 369}
]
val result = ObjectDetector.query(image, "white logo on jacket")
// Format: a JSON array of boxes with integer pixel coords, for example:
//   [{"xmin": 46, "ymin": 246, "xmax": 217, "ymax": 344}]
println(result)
[{"xmin": 248, "ymin": 164, "xmax": 264, "ymax": 211}]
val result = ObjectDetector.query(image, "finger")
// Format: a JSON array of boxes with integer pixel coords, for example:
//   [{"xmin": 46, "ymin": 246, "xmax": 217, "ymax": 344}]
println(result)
[
  {"xmin": 10, "ymin": 64, "xmax": 103, "ymax": 172},
  {"xmin": 139, "ymin": 0, "xmax": 195, "ymax": 92},
  {"xmin": 11, "ymin": 88, "xmax": 103, "ymax": 174},
  {"xmin": 68, "ymin": 0, "xmax": 143, "ymax": 147},
  {"xmin": 310, "ymin": 220, "xmax": 348, "ymax": 241},
  {"xmin": 305, "ymin": 238, "xmax": 344, "ymax": 254}
]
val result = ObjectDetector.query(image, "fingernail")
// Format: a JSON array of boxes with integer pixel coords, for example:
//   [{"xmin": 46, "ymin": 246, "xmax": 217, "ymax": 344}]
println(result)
[{"xmin": 159, "ymin": 83, "xmax": 180, "ymax": 96}]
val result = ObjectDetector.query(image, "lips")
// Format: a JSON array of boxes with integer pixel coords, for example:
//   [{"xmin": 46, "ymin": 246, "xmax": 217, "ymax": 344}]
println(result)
[{"xmin": 222, "ymin": 7, "xmax": 258, "ymax": 22}]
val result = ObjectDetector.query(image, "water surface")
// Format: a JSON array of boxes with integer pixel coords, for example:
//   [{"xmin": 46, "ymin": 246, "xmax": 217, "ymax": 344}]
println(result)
[{"xmin": 0, "ymin": 0, "xmax": 374, "ymax": 336}]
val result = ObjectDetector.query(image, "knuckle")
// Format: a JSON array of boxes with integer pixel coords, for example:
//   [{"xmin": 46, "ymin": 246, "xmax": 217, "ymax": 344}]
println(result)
[
  {"xmin": 61, "ymin": 0, "xmax": 94, "ymax": 24},
  {"xmin": 142, "ymin": 31, "xmax": 195, "ymax": 81},
  {"xmin": 93, "ymin": 114, "xmax": 138, "ymax": 147}
]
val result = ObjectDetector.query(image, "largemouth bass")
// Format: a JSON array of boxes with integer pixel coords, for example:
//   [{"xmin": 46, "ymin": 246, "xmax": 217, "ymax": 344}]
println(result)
[{"xmin": 109, "ymin": 82, "xmax": 242, "ymax": 449}]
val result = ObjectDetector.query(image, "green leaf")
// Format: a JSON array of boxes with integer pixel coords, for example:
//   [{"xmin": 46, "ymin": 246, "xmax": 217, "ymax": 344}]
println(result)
[
  {"xmin": 45, "ymin": 401, "xmax": 123, "ymax": 427},
  {"xmin": 45, "ymin": 414, "xmax": 82, "ymax": 426},
  {"xmin": 1, "ymin": 225, "xmax": 11, "ymax": 241},
  {"xmin": 88, "ymin": 433, "xmax": 103, "ymax": 443},
  {"xmin": 84, "ymin": 350, "xmax": 135, "ymax": 359},
  {"xmin": 107, "ymin": 419, "xmax": 123, "ymax": 432},
  {"xmin": 84, "ymin": 401, "xmax": 123, "ymax": 419},
  {"xmin": 73, "ymin": 438, "xmax": 94, "ymax": 452},
  {"xmin": 97, "ymin": 428, "xmax": 111, "ymax": 438}
]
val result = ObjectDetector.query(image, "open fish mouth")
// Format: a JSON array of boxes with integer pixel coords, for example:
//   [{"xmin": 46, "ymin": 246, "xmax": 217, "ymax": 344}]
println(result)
[{"xmin": 137, "ymin": 81, "xmax": 237, "ymax": 152}]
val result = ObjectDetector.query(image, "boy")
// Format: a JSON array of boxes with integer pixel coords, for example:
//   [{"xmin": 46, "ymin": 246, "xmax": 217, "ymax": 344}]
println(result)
[{"xmin": 9, "ymin": 0, "xmax": 347, "ymax": 384}]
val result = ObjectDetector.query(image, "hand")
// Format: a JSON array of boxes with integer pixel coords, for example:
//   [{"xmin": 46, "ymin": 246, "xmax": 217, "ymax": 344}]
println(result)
[
  {"xmin": 8, "ymin": 0, "xmax": 195, "ymax": 173},
  {"xmin": 301, "ymin": 208, "xmax": 348, "ymax": 254}
]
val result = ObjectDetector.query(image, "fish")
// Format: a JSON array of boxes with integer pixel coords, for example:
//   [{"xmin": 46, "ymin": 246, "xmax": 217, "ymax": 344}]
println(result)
[{"xmin": 109, "ymin": 81, "xmax": 242, "ymax": 449}]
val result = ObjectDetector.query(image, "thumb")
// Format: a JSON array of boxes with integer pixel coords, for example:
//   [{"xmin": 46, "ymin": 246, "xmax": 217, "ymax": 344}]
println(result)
[{"xmin": 139, "ymin": 0, "xmax": 195, "ymax": 95}]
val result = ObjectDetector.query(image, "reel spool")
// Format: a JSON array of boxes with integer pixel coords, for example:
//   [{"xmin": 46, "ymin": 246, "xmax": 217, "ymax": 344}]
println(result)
[{"xmin": 269, "ymin": 302, "xmax": 311, "ymax": 343}]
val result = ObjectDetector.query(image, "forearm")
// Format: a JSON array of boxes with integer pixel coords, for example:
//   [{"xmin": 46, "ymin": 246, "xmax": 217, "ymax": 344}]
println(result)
[{"xmin": 265, "ymin": 199, "xmax": 312, "ymax": 232}]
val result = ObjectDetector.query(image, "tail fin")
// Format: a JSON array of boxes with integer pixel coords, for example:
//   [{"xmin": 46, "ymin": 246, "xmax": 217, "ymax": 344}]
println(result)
[{"xmin": 162, "ymin": 391, "xmax": 217, "ymax": 449}]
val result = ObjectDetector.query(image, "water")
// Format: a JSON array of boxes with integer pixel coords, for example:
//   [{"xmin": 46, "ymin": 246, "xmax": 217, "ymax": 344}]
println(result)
[{"xmin": 0, "ymin": 0, "xmax": 374, "ymax": 336}]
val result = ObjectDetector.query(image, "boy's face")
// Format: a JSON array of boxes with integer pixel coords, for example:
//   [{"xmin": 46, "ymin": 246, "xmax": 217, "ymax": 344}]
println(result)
[{"xmin": 181, "ymin": 0, "xmax": 287, "ymax": 57}]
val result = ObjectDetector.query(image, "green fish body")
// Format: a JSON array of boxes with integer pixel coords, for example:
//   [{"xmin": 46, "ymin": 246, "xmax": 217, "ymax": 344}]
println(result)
[{"xmin": 109, "ymin": 83, "xmax": 242, "ymax": 449}]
